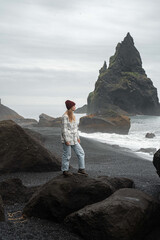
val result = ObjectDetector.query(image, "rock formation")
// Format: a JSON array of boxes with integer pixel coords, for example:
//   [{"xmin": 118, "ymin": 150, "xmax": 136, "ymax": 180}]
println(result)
[
  {"xmin": 0, "ymin": 101, "xmax": 38, "ymax": 126},
  {"xmin": 38, "ymin": 113, "xmax": 61, "ymax": 127},
  {"xmin": 0, "ymin": 196, "xmax": 5, "ymax": 221},
  {"xmin": 79, "ymin": 112, "xmax": 130, "ymax": 134},
  {"xmin": 0, "ymin": 102, "xmax": 23, "ymax": 121},
  {"xmin": 65, "ymin": 188, "xmax": 160, "ymax": 240},
  {"xmin": 153, "ymin": 149, "xmax": 160, "ymax": 177},
  {"xmin": 23, "ymin": 174, "xmax": 134, "ymax": 222},
  {"xmin": 74, "ymin": 104, "xmax": 87, "ymax": 113},
  {"xmin": 145, "ymin": 133, "xmax": 155, "ymax": 138},
  {"xmin": 87, "ymin": 33, "xmax": 160, "ymax": 116},
  {"xmin": 0, "ymin": 120, "xmax": 61, "ymax": 173},
  {"xmin": 99, "ymin": 61, "xmax": 107, "ymax": 74},
  {"xmin": 0, "ymin": 178, "xmax": 38, "ymax": 204},
  {"xmin": 22, "ymin": 173, "xmax": 160, "ymax": 239},
  {"xmin": 23, "ymin": 128, "xmax": 45, "ymax": 145}
]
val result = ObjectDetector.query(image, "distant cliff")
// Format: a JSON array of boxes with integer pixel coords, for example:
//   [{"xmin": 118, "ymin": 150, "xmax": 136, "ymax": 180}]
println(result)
[
  {"xmin": 38, "ymin": 113, "xmax": 61, "ymax": 127},
  {"xmin": 87, "ymin": 33, "xmax": 160, "ymax": 116},
  {"xmin": 75, "ymin": 104, "xmax": 87, "ymax": 113},
  {"xmin": 0, "ymin": 103, "xmax": 23, "ymax": 121}
]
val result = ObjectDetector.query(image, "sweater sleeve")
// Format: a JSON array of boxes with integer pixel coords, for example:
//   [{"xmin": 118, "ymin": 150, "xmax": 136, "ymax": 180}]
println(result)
[
  {"xmin": 77, "ymin": 125, "xmax": 80, "ymax": 139},
  {"xmin": 61, "ymin": 116, "xmax": 70, "ymax": 142},
  {"xmin": 74, "ymin": 116, "xmax": 80, "ymax": 139}
]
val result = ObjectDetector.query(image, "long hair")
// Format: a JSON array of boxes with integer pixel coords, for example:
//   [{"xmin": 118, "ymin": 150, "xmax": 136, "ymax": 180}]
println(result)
[{"xmin": 67, "ymin": 110, "xmax": 75, "ymax": 122}]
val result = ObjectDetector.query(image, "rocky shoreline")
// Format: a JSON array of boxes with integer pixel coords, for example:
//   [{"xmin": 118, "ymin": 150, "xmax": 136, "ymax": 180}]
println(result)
[{"xmin": 0, "ymin": 126, "xmax": 160, "ymax": 239}]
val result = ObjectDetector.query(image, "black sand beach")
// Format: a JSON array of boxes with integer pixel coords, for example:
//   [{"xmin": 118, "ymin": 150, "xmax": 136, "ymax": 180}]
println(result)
[{"xmin": 0, "ymin": 126, "xmax": 160, "ymax": 240}]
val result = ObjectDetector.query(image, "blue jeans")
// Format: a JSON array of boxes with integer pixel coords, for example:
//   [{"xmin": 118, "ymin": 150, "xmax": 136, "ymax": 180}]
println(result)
[{"xmin": 61, "ymin": 143, "xmax": 85, "ymax": 172}]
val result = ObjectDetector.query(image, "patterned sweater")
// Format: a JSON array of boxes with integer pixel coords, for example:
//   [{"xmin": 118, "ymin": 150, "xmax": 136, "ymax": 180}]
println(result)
[{"xmin": 61, "ymin": 114, "xmax": 79, "ymax": 145}]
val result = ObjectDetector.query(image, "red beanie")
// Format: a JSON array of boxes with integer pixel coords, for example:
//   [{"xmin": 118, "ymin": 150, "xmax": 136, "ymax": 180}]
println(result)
[{"xmin": 65, "ymin": 100, "xmax": 75, "ymax": 110}]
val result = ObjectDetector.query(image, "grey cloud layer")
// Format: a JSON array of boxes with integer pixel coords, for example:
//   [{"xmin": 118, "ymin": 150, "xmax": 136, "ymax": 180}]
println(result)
[{"xmin": 0, "ymin": 0, "xmax": 160, "ymax": 108}]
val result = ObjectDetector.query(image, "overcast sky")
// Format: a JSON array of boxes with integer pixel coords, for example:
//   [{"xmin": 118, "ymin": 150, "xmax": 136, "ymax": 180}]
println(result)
[{"xmin": 0, "ymin": 0, "xmax": 160, "ymax": 118}]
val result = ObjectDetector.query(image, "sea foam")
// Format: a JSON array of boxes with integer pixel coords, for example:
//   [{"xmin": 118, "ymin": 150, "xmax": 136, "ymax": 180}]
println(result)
[{"xmin": 77, "ymin": 114, "xmax": 160, "ymax": 161}]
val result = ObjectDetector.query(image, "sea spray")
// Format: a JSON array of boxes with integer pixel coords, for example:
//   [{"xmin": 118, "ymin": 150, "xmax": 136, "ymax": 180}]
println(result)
[{"xmin": 77, "ymin": 114, "xmax": 160, "ymax": 161}]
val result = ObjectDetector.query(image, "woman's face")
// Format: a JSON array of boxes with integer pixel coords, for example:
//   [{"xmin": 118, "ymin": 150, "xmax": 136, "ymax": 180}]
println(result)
[{"xmin": 71, "ymin": 105, "xmax": 76, "ymax": 111}]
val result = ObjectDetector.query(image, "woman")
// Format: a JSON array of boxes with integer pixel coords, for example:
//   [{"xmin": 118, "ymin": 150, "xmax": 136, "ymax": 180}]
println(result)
[{"xmin": 61, "ymin": 100, "xmax": 88, "ymax": 176}]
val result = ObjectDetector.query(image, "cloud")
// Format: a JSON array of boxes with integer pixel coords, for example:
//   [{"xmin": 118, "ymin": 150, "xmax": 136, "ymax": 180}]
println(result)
[
  {"xmin": 0, "ymin": 0, "xmax": 160, "ymax": 117},
  {"xmin": 0, "ymin": 66, "xmax": 96, "ymax": 102}
]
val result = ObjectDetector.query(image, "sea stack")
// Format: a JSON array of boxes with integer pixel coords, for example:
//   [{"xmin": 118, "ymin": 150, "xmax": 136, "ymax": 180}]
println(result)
[{"xmin": 87, "ymin": 33, "xmax": 160, "ymax": 116}]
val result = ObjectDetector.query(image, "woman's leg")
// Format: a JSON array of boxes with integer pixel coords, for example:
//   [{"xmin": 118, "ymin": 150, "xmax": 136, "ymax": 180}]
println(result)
[
  {"xmin": 61, "ymin": 143, "xmax": 71, "ymax": 172},
  {"xmin": 71, "ymin": 143, "xmax": 85, "ymax": 170}
]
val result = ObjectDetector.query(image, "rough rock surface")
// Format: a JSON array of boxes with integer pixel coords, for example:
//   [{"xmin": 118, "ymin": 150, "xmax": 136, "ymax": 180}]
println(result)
[
  {"xmin": 23, "ymin": 128, "xmax": 45, "ymax": 145},
  {"xmin": 0, "ymin": 120, "xmax": 61, "ymax": 173},
  {"xmin": 79, "ymin": 112, "xmax": 130, "ymax": 134},
  {"xmin": 153, "ymin": 149, "xmax": 160, "ymax": 177},
  {"xmin": 0, "ymin": 178, "xmax": 38, "ymax": 204},
  {"xmin": 65, "ymin": 188, "xmax": 160, "ymax": 240},
  {"xmin": 97, "ymin": 175, "xmax": 135, "ymax": 190},
  {"xmin": 87, "ymin": 33, "xmax": 160, "ymax": 116},
  {"xmin": 0, "ymin": 103, "xmax": 23, "ymax": 121},
  {"xmin": 0, "ymin": 195, "xmax": 5, "ymax": 221},
  {"xmin": 145, "ymin": 133, "xmax": 155, "ymax": 138},
  {"xmin": 75, "ymin": 104, "xmax": 87, "ymax": 113},
  {"xmin": 38, "ymin": 113, "xmax": 61, "ymax": 127},
  {"xmin": 15, "ymin": 118, "xmax": 38, "ymax": 127},
  {"xmin": 23, "ymin": 174, "xmax": 134, "ymax": 222}
]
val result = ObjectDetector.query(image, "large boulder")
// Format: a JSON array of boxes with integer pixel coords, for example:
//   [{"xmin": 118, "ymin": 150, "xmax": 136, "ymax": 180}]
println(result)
[
  {"xmin": 23, "ymin": 174, "xmax": 134, "ymax": 222},
  {"xmin": 0, "ymin": 102, "xmax": 23, "ymax": 121},
  {"xmin": 87, "ymin": 33, "xmax": 160, "ymax": 116},
  {"xmin": 0, "ymin": 178, "xmax": 38, "ymax": 204},
  {"xmin": 0, "ymin": 195, "xmax": 5, "ymax": 221},
  {"xmin": 65, "ymin": 188, "xmax": 160, "ymax": 240},
  {"xmin": 97, "ymin": 176, "xmax": 135, "ymax": 190},
  {"xmin": 23, "ymin": 128, "xmax": 45, "ymax": 145},
  {"xmin": 0, "ymin": 120, "xmax": 61, "ymax": 173},
  {"xmin": 153, "ymin": 149, "xmax": 160, "ymax": 177},
  {"xmin": 79, "ymin": 112, "xmax": 130, "ymax": 134},
  {"xmin": 38, "ymin": 113, "xmax": 61, "ymax": 127}
]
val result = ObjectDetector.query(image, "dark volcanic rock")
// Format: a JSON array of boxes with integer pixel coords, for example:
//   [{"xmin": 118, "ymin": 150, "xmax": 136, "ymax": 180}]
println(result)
[
  {"xmin": 75, "ymin": 104, "xmax": 87, "ymax": 113},
  {"xmin": 97, "ymin": 176, "xmax": 134, "ymax": 190},
  {"xmin": 15, "ymin": 118, "xmax": 38, "ymax": 127},
  {"xmin": 0, "ymin": 120, "xmax": 61, "ymax": 173},
  {"xmin": 23, "ymin": 174, "xmax": 134, "ymax": 222},
  {"xmin": 144, "ymin": 227, "xmax": 160, "ymax": 240},
  {"xmin": 153, "ymin": 149, "xmax": 160, "ymax": 177},
  {"xmin": 87, "ymin": 33, "xmax": 160, "ymax": 116},
  {"xmin": 23, "ymin": 128, "xmax": 45, "ymax": 145},
  {"xmin": 0, "ymin": 195, "xmax": 5, "ymax": 221},
  {"xmin": 137, "ymin": 148, "xmax": 157, "ymax": 154},
  {"xmin": 79, "ymin": 112, "xmax": 130, "ymax": 134},
  {"xmin": 0, "ymin": 178, "xmax": 38, "ymax": 204},
  {"xmin": 99, "ymin": 61, "xmax": 107, "ymax": 74},
  {"xmin": 0, "ymin": 103, "xmax": 23, "ymax": 121},
  {"xmin": 65, "ymin": 188, "xmax": 160, "ymax": 240},
  {"xmin": 38, "ymin": 113, "xmax": 61, "ymax": 127},
  {"xmin": 145, "ymin": 133, "xmax": 155, "ymax": 138}
]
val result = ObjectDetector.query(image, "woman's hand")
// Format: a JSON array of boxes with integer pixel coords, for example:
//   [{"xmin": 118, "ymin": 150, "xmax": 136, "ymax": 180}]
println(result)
[
  {"xmin": 65, "ymin": 141, "xmax": 70, "ymax": 146},
  {"xmin": 77, "ymin": 138, "xmax": 80, "ymax": 143}
]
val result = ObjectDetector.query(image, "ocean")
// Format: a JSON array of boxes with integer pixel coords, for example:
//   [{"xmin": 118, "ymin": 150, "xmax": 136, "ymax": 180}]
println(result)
[{"xmin": 76, "ymin": 114, "xmax": 160, "ymax": 161}]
